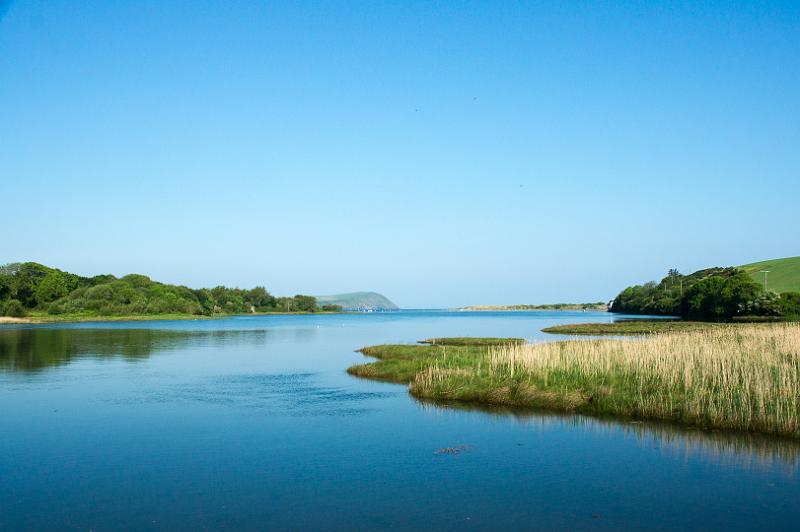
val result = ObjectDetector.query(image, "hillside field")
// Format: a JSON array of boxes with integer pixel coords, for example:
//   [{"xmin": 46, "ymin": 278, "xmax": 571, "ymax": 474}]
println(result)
[{"xmin": 739, "ymin": 256, "xmax": 800, "ymax": 293}]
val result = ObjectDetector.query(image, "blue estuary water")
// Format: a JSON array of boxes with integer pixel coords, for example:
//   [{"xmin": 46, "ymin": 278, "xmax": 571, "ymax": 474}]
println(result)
[{"xmin": 1, "ymin": 311, "xmax": 798, "ymax": 530}]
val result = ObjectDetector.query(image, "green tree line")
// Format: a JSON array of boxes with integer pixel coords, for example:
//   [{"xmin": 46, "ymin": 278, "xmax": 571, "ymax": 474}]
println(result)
[
  {"xmin": 610, "ymin": 266, "xmax": 800, "ymax": 319},
  {"xmin": 0, "ymin": 262, "xmax": 341, "ymax": 317}
]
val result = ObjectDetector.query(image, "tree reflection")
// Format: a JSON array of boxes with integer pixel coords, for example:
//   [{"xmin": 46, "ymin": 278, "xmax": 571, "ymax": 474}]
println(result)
[{"xmin": 0, "ymin": 328, "xmax": 268, "ymax": 372}]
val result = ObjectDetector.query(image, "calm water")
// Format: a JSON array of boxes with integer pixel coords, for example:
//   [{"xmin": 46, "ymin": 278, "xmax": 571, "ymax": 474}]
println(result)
[{"xmin": 1, "ymin": 311, "xmax": 798, "ymax": 531}]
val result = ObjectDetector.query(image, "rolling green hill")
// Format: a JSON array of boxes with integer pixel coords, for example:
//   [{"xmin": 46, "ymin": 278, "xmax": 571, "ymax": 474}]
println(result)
[
  {"xmin": 314, "ymin": 292, "xmax": 399, "ymax": 311},
  {"xmin": 739, "ymin": 256, "xmax": 800, "ymax": 294}
]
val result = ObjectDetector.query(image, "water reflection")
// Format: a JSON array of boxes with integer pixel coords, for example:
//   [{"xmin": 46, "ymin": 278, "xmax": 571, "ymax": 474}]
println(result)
[
  {"xmin": 1, "ymin": 313, "xmax": 798, "ymax": 530},
  {"xmin": 0, "ymin": 328, "xmax": 269, "ymax": 372},
  {"xmin": 417, "ymin": 400, "xmax": 800, "ymax": 474}
]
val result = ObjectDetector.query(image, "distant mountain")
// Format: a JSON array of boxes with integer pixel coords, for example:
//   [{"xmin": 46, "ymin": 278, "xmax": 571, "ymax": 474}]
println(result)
[
  {"xmin": 315, "ymin": 292, "xmax": 399, "ymax": 311},
  {"xmin": 739, "ymin": 256, "xmax": 800, "ymax": 293}
]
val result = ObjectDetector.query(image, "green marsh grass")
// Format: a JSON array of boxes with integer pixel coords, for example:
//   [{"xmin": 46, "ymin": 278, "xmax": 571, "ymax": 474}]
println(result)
[
  {"xmin": 351, "ymin": 325, "xmax": 800, "ymax": 438},
  {"xmin": 419, "ymin": 337, "xmax": 525, "ymax": 346},
  {"xmin": 541, "ymin": 321, "xmax": 720, "ymax": 335}
]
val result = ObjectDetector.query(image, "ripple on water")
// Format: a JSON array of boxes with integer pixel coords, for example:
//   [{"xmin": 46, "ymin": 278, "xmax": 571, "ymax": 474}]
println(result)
[{"xmin": 120, "ymin": 372, "xmax": 396, "ymax": 416}]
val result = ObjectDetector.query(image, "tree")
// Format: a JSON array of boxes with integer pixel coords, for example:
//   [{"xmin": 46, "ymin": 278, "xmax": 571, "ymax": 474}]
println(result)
[
  {"xmin": 292, "ymin": 295, "xmax": 317, "ymax": 312},
  {"xmin": 35, "ymin": 271, "xmax": 71, "ymax": 305},
  {"xmin": 0, "ymin": 274, "xmax": 11, "ymax": 302},
  {"xmin": 246, "ymin": 286, "xmax": 275, "ymax": 308},
  {"xmin": 681, "ymin": 272, "xmax": 760, "ymax": 319},
  {"xmin": 121, "ymin": 274, "xmax": 152, "ymax": 289},
  {"xmin": 10, "ymin": 263, "xmax": 51, "ymax": 307},
  {"xmin": 193, "ymin": 288, "xmax": 216, "ymax": 315}
]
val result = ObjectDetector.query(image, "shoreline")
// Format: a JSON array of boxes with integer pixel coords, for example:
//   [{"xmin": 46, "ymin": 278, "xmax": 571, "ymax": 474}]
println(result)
[
  {"xmin": 458, "ymin": 305, "xmax": 608, "ymax": 312},
  {"xmin": 542, "ymin": 319, "xmax": 793, "ymax": 335},
  {"xmin": 0, "ymin": 311, "xmax": 347, "ymax": 325}
]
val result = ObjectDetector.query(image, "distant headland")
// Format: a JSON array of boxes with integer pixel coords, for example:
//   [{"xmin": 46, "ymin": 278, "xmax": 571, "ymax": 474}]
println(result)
[{"xmin": 315, "ymin": 292, "xmax": 399, "ymax": 311}]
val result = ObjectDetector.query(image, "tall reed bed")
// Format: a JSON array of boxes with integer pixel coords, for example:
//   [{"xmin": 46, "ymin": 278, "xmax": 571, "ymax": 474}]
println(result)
[{"xmin": 410, "ymin": 324, "xmax": 800, "ymax": 437}]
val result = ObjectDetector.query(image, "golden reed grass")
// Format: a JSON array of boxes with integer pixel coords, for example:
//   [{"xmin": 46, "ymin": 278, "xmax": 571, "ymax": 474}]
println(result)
[{"xmin": 412, "ymin": 324, "xmax": 800, "ymax": 437}]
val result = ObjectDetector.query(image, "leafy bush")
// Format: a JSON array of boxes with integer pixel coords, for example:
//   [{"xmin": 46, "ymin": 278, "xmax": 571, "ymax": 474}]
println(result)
[
  {"xmin": 681, "ymin": 272, "xmax": 760, "ymax": 319},
  {"xmin": 739, "ymin": 291, "xmax": 783, "ymax": 317},
  {"xmin": 779, "ymin": 292, "xmax": 800, "ymax": 318},
  {"xmin": 47, "ymin": 302, "xmax": 66, "ymax": 315},
  {"xmin": 2, "ymin": 299, "xmax": 27, "ymax": 317},
  {"xmin": 292, "ymin": 295, "xmax": 317, "ymax": 312}
]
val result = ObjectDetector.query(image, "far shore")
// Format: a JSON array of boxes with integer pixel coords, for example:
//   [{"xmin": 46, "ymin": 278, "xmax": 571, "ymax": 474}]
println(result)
[
  {"xmin": 0, "ymin": 317, "xmax": 29, "ymax": 324},
  {"xmin": 459, "ymin": 304, "xmax": 608, "ymax": 312},
  {"xmin": 0, "ymin": 310, "xmax": 347, "ymax": 325}
]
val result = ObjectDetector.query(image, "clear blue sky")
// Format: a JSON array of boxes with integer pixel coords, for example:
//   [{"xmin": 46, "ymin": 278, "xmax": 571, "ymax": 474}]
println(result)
[{"xmin": 1, "ymin": 1, "xmax": 798, "ymax": 308}]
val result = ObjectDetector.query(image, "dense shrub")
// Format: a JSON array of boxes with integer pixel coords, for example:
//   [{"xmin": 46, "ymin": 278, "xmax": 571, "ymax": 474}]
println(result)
[
  {"xmin": 0, "ymin": 274, "xmax": 11, "ymax": 301},
  {"xmin": 34, "ymin": 270, "xmax": 85, "ymax": 305},
  {"xmin": 2, "ymin": 299, "xmax": 27, "ymax": 317},
  {"xmin": 739, "ymin": 291, "xmax": 783, "ymax": 316},
  {"xmin": 779, "ymin": 292, "xmax": 800, "ymax": 318},
  {"xmin": 681, "ymin": 272, "xmax": 760, "ymax": 319},
  {"xmin": 611, "ymin": 267, "xmax": 774, "ymax": 319},
  {"xmin": 292, "ymin": 295, "xmax": 317, "ymax": 312}
]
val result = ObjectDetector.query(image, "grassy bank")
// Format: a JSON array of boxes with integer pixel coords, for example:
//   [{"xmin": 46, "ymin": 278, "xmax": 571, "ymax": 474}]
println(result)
[
  {"xmin": 419, "ymin": 337, "xmax": 525, "ymax": 346},
  {"xmin": 542, "ymin": 319, "xmax": 791, "ymax": 335},
  {"xmin": 541, "ymin": 320, "xmax": 720, "ymax": 335},
  {"xmin": 2, "ymin": 310, "xmax": 345, "ymax": 325},
  {"xmin": 14, "ymin": 312, "xmax": 218, "ymax": 324},
  {"xmin": 349, "ymin": 324, "xmax": 800, "ymax": 438}
]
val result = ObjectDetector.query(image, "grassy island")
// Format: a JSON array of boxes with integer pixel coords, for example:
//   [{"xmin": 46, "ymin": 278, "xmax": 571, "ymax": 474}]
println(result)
[{"xmin": 349, "ymin": 324, "xmax": 800, "ymax": 439}]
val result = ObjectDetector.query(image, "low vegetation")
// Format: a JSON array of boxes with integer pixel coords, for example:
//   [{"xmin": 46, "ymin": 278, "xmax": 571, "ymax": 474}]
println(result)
[
  {"xmin": 350, "ymin": 325, "xmax": 800, "ymax": 438},
  {"xmin": 348, "ymin": 341, "xmax": 509, "ymax": 383},
  {"xmin": 419, "ymin": 337, "xmax": 525, "ymax": 346},
  {"xmin": 541, "ymin": 321, "xmax": 729, "ymax": 335},
  {"xmin": 0, "ymin": 262, "xmax": 340, "ymax": 319}
]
